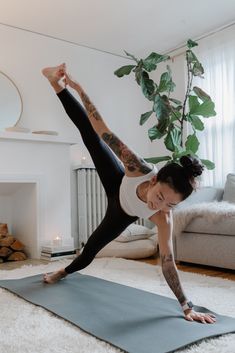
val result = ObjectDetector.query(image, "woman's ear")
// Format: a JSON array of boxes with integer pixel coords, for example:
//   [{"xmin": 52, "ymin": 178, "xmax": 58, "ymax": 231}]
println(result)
[{"xmin": 150, "ymin": 175, "xmax": 157, "ymax": 185}]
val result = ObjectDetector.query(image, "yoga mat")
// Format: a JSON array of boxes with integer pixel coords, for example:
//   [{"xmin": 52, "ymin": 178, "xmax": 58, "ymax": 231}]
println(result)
[{"xmin": 0, "ymin": 273, "xmax": 235, "ymax": 353}]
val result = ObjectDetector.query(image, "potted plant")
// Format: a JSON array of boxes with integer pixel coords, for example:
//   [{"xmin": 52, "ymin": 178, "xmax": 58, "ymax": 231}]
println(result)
[{"xmin": 114, "ymin": 39, "xmax": 216, "ymax": 170}]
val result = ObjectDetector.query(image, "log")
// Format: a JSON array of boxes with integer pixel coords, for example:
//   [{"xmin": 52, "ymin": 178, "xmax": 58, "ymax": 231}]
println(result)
[
  {"xmin": 0, "ymin": 223, "xmax": 8, "ymax": 235},
  {"xmin": 0, "ymin": 246, "xmax": 13, "ymax": 258},
  {"xmin": 8, "ymin": 252, "xmax": 27, "ymax": 261},
  {"xmin": 0, "ymin": 235, "xmax": 14, "ymax": 247},
  {"xmin": 11, "ymin": 239, "xmax": 25, "ymax": 251}
]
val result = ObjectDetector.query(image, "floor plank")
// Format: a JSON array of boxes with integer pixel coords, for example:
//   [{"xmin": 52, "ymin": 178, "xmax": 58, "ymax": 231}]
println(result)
[
  {"xmin": 1, "ymin": 257, "xmax": 235, "ymax": 281},
  {"xmin": 138, "ymin": 255, "xmax": 235, "ymax": 281}
]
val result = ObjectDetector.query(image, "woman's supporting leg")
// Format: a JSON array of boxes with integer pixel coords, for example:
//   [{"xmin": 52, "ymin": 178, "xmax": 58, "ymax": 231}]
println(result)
[{"xmin": 43, "ymin": 196, "xmax": 138, "ymax": 283}]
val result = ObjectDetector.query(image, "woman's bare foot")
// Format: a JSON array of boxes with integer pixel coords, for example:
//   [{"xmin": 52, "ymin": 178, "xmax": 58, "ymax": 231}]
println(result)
[
  {"xmin": 42, "ymin": 63, "xmax": 66, "ymax": 84},
  {"xmin": 43, "ymin": 268, "xmax": 68, "ymax": 284}
]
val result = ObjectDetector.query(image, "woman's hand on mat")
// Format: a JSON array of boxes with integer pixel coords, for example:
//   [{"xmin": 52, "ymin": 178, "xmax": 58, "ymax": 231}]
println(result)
[{"xmin": 184, "ymin": 309, "xmax": 216, "ymax": 324}]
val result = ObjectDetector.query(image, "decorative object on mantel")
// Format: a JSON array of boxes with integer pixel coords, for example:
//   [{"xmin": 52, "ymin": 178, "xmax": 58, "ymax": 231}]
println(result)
[
  {"xmin": 5, "ymin": 126, "xmax": 30, "ymax": 133},
  {"xmin": 0, "ymin": 223, "xmax": 27, "ymax": 262},
  {"xmin": 0, "ymin": 71, "xmax": 23, "ymax": 131},
  {"xmin": 32, "ymin": 130, "xmax": 59, "ymax": 136},
  {"xmin": 41, "ymin": 244, "xmax": 76, "ymax": 261},
  {"xmin": 53, "ymin": 235, "xmax": 62, "ymax": 247}
]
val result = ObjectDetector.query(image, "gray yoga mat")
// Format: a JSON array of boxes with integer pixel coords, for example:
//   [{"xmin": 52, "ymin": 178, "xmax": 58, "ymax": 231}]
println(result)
[{"xmin": 0, "ymin": 273, "xmax": 235, "ymax": 353}]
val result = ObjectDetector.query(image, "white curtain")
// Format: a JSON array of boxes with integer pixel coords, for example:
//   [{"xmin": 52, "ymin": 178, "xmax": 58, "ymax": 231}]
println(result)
[{"xmin": 191, "ymin": 26, "xmax": 235, "ymax": 187}]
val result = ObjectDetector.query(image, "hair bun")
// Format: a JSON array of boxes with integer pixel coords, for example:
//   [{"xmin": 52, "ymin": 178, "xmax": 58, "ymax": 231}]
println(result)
[{"xmin": 180, "ymin": 155, "xmax": 204, "ymax": 178}]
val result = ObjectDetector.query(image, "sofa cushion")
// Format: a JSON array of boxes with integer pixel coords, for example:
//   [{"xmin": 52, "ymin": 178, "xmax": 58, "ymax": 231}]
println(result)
[
  {"xmin": 96, "ymin": 236, "xmax": 158, "ymax": 259},
  {"xmin": 223, "ymin": 173, "xmax": 235, "ymax": 203},
  {"xmin": 175, "ymin": 187, "xmax": 224, "ymax": 210},
  {"xmin": 185, "ymin": 217, "xmax": 235, "ymax": 236}
]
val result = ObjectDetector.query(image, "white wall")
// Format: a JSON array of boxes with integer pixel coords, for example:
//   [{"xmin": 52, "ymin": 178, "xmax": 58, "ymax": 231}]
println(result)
[{"xmin": 0, "ymin": 24, "xmax": 161, "ymax": 167}]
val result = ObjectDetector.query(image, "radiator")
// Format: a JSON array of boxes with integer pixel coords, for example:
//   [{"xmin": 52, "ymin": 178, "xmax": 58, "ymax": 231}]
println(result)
[{"xmin": 76, "ymin": 167, "xmax": 145, "ymax": 247}]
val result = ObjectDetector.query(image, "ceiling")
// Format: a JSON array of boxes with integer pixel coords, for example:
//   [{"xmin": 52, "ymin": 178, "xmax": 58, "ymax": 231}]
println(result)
[{"xmin": 1, "ymin": 0, "xmax": 235, "ymax": 58}]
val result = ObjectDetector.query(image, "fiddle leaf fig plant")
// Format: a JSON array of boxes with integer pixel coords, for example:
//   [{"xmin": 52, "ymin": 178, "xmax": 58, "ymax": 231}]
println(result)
[{"xmin": 114, "ymin": 39, "xmax": 216, "ymax": 170}]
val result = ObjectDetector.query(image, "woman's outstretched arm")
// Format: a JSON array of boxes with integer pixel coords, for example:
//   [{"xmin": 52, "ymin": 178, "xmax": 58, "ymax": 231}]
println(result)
[
  {"xmin": 65, "ymin": 72, "xmax": 151, "ymax": 176},
  {"xmin": 150, "ymin": 211, "xmax": 216, "ymax": 324}
]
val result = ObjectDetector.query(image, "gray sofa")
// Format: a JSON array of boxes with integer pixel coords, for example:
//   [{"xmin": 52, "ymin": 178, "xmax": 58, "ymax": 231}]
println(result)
[{"xmin": 173, "ymin": 174, "xmax": 235, "ymax": 270}]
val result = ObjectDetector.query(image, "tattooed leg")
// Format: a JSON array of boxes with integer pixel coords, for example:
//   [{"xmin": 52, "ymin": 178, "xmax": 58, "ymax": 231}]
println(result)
[
  {"xmin": 64, "ymin": 72, "xmax": 152, "ymax": 175},
  {"xmin": 102, "ymin": 132, "xmax": 152, "ymax": 174}
]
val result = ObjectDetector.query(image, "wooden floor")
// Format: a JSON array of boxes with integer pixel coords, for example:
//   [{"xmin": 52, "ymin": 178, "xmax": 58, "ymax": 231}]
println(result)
[
  {"xmin": 137, "ymin": 255, "xmax": 235, "ymax": 281},
  {"xmin": 1, "ymin": 256, "xmax": 235, "ymax": 281}
]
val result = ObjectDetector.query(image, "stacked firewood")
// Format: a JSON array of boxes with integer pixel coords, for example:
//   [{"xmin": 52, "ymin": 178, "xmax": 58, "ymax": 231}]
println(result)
[{"xmin": 0, "ymin": 223, "xmax": 27, "ymax": 263}]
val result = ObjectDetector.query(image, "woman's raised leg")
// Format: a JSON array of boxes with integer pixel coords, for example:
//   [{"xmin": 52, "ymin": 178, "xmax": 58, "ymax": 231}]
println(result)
[{"xmin": 42, "ymin": 65, "xmax": 124, "ymax": 196}]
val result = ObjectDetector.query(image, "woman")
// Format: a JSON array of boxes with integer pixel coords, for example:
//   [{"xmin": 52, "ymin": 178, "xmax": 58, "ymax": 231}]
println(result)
[{"xmin": 42, "ymin": 64, "xmax": 216, "ymax": 324}]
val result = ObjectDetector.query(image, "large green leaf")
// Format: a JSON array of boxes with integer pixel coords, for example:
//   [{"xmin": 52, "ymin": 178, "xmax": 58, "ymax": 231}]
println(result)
[
  {"xmin": 188, "ymin": 95, "xmax": 200, "ymax": 113},
  {"xmin": 143, "ymin": 52, "xmax": 170, "ymax": 72},
  {"xmin": 134, "ymin": 60, "xmax": 144, "ymax": 85},
  {"xmin": 193, "ymin": 100, "xmax": 216, "ymax": 117},
  {"xmin": 187, "ymin": 39, "xmax": 198, "ymax": 48},
  {"xmin": 198, "ymin": 100, "xmax": 216, "ymax": 117},
  {"xmin": 188, "ymin": 115, "xmax": 204, "ymax": 131},
  {"xmin": 186, "ymin": 50, "xmax": 199, "ymax": 64},
  {"xmin": 148, "ymin": 126, "xmax": 165, "ymax": 141},
  {"xmin": 157, "ymin": 117, "xmax": 170, "ymax": 134},
  {"xmin": 153, "ymin": 94, "xmax": 171, "ymax": 120},
  {"xmin": 140, "ymin": 111, "xmax": 153, "ymax": 125},
  {"xmin": 140, "ymin": 71, "xmax": 155, "ymax": 100},
  {"xmin": 193, "ymin": 86, "xmax": 211, "ymax": 102},
  {"xmin": 191, "ymin": 61, "xmax": 204, "ymax": 76},
  {"xmin": 170, "ymin": 110, "xmax": 181, "ymax": 123},
  {"xmin": 114, "ymin": 65, "xmax": 135, "ymax": 77},
  {"xmin": 185, "ymin": 134, "xmax": 200, "ymax": 153},
  {"xmin": 144, "ymin": 156, "xmax": 172, "ymax": 164},
  {"xmin": 164, "ymin": 126, "xmax": 182, "ymax": 152},
  {"xmin": 158, "ymin": 66, "xmax": 176, "ymax": 93},
  {"xmin": 189, "ymin": 95, "xmax": 216, "ymax": 117},
  {"xmin": 200, "ymin": 159, "xmax": 215, "ymax": 170},
  {"xmin": 186, "ymin": 50, "xmax": 204, "ymax": 77}
]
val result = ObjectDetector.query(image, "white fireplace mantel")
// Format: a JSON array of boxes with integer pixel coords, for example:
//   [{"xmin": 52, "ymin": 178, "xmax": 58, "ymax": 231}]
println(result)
[
  {"xmin": 0, "ymin": 131, "xmax": 79, "ymax": 145},
  {"xmin": 0, "ymin": 131, "xmax": 79, "ymax": 258}
]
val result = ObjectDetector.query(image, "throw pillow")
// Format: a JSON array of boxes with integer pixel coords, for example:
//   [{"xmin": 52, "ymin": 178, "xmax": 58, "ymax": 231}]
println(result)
[
  {"xmin": 222, "ymin": 173, "xmax": 235, "ymax": 203},
  {"xmin": 115, "ymin": 224, "xmax": 157, "ymax": 242},
  {"xmin": 96, "ymin": 236, "xmax": 158, "ymax": 259}
]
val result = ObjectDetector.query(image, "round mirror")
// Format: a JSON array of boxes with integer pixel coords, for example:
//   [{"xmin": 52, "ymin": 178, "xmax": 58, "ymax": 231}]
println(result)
[{"xmin": 0, "ymin": 71, "xmax": 23, "ymax": 131}]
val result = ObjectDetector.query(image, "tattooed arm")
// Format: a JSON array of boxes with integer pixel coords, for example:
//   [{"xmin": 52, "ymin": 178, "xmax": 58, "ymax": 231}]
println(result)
[
  {"xmin": 66, "ymin": 74, "xmax": 151, "ymax": 176},
  {"xmin": 150, "ymin": 211, "xmax": 188, "ymax": 305},
  {"xmin": 150, "ymin": 211, "xmax": 217, "ymax": 323}
]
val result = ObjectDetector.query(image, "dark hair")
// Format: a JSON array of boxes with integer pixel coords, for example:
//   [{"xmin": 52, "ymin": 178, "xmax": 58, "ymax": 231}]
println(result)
[{"xmin": 156, "ymin": 155, "xmax": 204, "ymax": 200}]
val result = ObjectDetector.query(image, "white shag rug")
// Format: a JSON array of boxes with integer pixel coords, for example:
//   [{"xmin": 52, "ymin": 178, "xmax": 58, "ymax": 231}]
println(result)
[{"xmin": 0, "ymin": 258, "xmax": 235, "ymax": 353}]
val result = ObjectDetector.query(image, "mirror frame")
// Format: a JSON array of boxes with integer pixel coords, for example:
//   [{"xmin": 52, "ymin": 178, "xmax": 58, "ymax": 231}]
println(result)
[{"xmin": 0, "ymin": 70, "xmax": 23, "ymax": 127}]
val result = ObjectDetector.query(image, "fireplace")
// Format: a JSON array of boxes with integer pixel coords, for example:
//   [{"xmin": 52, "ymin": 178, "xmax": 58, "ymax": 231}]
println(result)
[
  {"xmin": 0, "ymin": 131, "xmax": 78, "ymax": 258},
  {"xmin": 0, "ymin": 180, "xmax": 39, "ymax": 258}
]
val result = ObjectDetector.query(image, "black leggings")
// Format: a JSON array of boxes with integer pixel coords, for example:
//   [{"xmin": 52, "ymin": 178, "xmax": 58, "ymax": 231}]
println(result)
[{"xmin": 56, "ymin": 89, "xmax": 138, "ymax": 274}]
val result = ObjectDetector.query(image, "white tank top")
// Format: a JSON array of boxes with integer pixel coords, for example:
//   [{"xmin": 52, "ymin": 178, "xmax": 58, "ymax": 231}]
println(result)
[{"xmin": 119, "ymin": 164, "xmax": 159, "ymax": 219}]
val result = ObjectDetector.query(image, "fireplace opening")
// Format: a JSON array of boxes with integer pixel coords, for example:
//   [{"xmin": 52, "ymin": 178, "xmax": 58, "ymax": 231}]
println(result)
[{"xmin": 0, "ymin": 182, "xmax": 38, "ymax": 259}]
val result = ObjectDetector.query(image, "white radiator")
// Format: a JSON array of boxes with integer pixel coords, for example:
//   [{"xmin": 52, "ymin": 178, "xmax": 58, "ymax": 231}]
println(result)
[{"xmin": 76, "ymin": 167, "xmax": 145, "ymax": 247}]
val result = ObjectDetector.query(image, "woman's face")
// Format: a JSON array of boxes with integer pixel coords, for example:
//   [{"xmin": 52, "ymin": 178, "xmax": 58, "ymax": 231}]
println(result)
[{"xmin": 146, "ymin": 176, "xmax": 182, "ymax": 212}]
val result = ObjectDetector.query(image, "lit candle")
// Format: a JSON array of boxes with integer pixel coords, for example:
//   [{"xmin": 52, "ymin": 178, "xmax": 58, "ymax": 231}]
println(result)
[
  {"xmin": 53, "ymin": 236, "xmax": 62, "ymax": 247},
  {"xmin": 81, "ymin": 156, "xmax": 87, "ymax": 165}
]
